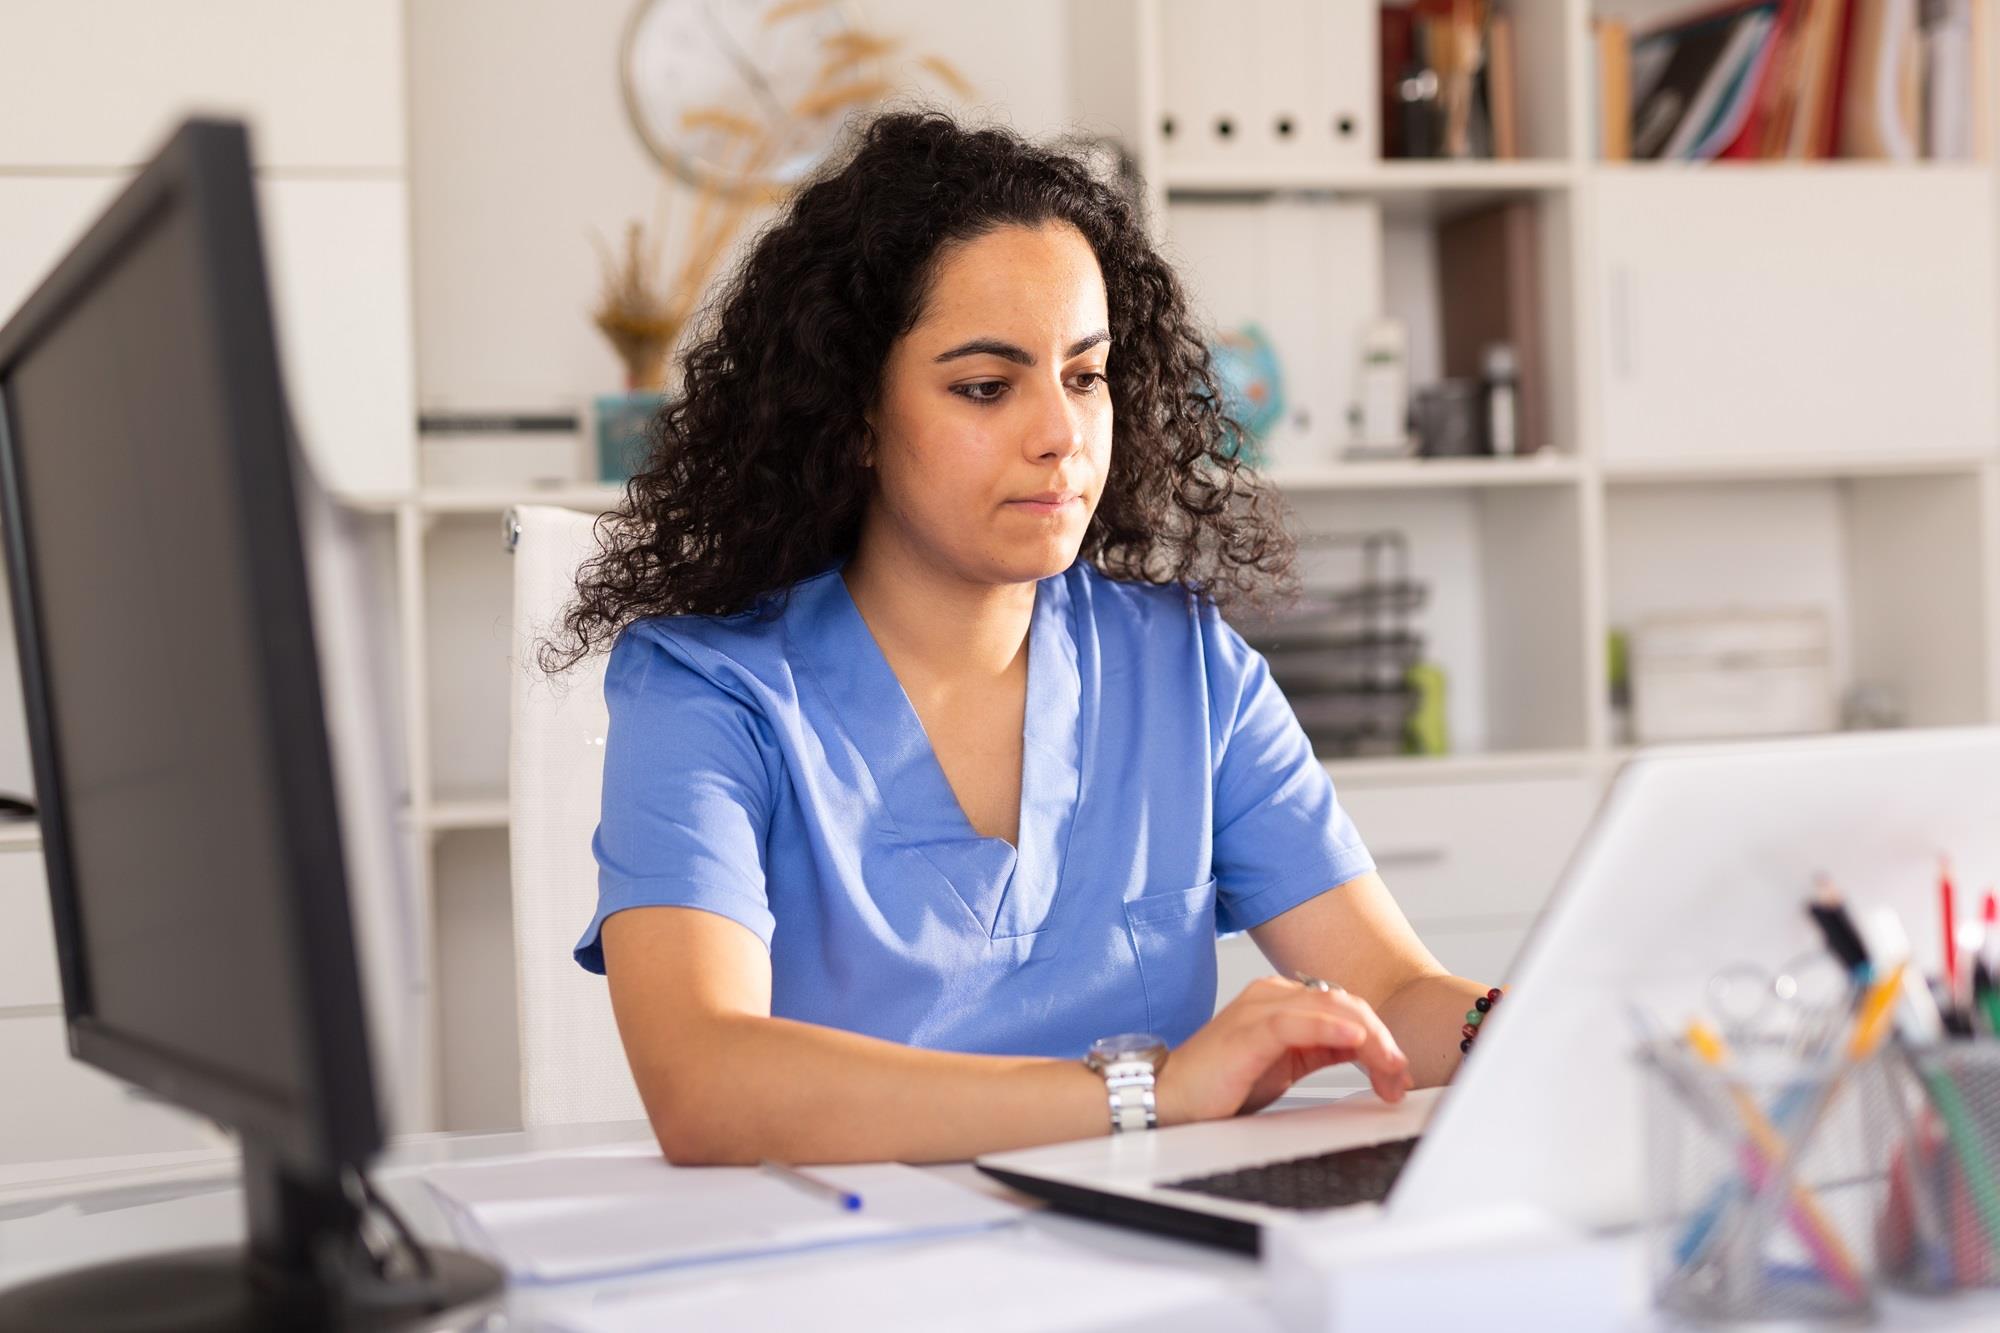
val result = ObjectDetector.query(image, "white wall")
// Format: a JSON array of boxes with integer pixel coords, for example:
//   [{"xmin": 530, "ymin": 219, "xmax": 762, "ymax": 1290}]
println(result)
[
  {"xmin": 0, "ymin": 0, "xmax": 419, "ymax": 499},
  {"xmin": 405, "ymin": 0, "xmax": 1072, "ymax": 414}
]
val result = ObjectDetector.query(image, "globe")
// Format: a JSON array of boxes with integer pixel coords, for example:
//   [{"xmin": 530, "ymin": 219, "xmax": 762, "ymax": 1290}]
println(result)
[{"xmin": 1209, "ymin": 323, "xmax": 1285, "ymax": 465}]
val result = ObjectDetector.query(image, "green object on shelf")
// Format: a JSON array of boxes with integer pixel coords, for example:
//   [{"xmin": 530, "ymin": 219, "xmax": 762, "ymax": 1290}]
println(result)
[
  {"xmin": 1405, "ymin": 660, "xmax": 1448, "ymax": 755},
  {"xmin": 1607, "ymin": 628, "xmax": 1630, "ymax": 691},
  {"xmin": 595, "ymin": 389, "xmax": 664, "ymax": 484}
]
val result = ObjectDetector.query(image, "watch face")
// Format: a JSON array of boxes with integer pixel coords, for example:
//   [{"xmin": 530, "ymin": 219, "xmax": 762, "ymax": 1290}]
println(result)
[{"xmin": 1089, "ymin": 1032, "xmax": 1166, "ymax": 1065}]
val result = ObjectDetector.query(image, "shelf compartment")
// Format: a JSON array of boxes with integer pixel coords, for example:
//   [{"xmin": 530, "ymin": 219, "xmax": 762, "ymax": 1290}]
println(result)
[
  {"xmin": 1604, "ymin": 473, "xmax": 1993, "ymax": 745},
  {"xmin": 1275, "ymin": 484, "xmax": 1592, "ymax": 759}
]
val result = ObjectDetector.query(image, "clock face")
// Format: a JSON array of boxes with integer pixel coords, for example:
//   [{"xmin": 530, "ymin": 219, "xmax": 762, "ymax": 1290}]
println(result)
[{"xmin": 620, "ymin": 0, "xmax": 865, "ymax": 196}]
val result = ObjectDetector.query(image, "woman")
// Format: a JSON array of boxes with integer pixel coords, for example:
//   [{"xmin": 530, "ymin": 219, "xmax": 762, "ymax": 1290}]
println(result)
[{"xmin": 550, "ymin": 110, "xmax": 1497, "ymax": 1166}]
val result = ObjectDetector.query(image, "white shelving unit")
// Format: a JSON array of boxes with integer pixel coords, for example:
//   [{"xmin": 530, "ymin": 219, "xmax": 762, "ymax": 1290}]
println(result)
[
  {"xmin": 1063, "ymin": 0, "xmax": 2000, "ymax": 1030},
  {"xmin": 361, "ymin": 0, "xmax": 2000, "ymax": 1128}
]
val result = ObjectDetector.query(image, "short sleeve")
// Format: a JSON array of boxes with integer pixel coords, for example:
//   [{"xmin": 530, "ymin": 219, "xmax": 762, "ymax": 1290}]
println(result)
[
  {"xmin": 573, "ymin": 624, "xmax": 779, "ymax": 974},
  {"xmin": 1202, "ymin": 602, "xmax": 1376, "ymax": 935}
]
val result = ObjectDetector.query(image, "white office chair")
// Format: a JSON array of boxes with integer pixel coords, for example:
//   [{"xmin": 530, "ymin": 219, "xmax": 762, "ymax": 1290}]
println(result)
[{"xmin": 506, "ymin": 503, "xmax": 648, "ymax": 1128}]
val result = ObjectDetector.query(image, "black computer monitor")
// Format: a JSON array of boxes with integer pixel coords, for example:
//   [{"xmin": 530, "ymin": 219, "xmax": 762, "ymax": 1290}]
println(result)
[{"xmin": 0, "ymin": 118, "xmax": 501, "ymax": 1329}]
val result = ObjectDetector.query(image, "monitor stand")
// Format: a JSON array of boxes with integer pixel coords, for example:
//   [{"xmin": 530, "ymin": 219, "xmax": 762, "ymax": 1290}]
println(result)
[{"xmin": 0, "ymin": 1141, "xmax": 505, "ymax": 1330}]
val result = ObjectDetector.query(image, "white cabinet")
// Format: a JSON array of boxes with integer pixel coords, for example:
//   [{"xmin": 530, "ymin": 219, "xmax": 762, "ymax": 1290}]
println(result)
[
  {"xmin": 1590, "ymin": 167, "xmax": 2000, "ymax": 468},
  {"xmin": 1334, "ymin": 774, "xmax": 1602, "ymax": 927},
  {"xmin": 1209, "ymin": 770, "xmax": 1601, "ymax": 1027}
]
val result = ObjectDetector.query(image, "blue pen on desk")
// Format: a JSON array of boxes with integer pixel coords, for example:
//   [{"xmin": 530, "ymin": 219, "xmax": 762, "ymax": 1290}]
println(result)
[{"xmin": 760, "ymin": 1159, "xmax": 863, "ymax": 1212}]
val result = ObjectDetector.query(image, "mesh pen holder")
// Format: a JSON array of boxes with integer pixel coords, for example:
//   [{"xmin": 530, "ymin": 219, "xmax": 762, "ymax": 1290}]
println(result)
[
  {"xmin": 1639, "ymin": 1037, "xmax": 1887, "ymax": 1323},
  {"xmin": 1868, "ymin": 1040, "xmax": 2000, "ymax": 1295}
]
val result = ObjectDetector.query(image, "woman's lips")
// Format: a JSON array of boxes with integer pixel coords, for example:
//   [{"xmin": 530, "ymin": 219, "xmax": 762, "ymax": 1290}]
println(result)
[{"xmin": 1006, "ymin": 493, "xmax": 1080, "ymax": 514}]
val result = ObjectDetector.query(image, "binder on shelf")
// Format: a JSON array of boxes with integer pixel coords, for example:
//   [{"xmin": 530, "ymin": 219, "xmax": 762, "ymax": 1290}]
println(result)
[
  {"xmin": 1437, "ymin": 200, "xmax": 1543, "ymax": 457},
  {"xmin": 1171, "ymin": 196, "xmax": 1382, "ymax": 472},
  {"xmin": 1160, "ymin": 0, "xmax": 1216, "ymax": 166},
  {"xmin": 1249, "ymin": 0, "xmax": 1315, "ymax": 167},
  {"xmin": 1314, "ymin": 0, "xmax": 1378, "ymax": 168}
]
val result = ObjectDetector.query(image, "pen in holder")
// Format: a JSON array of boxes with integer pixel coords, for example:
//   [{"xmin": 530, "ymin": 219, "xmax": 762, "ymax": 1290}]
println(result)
[
  {"xmin": 1639, "ymin": 1034, "xmax": 1887, "ymax": 1323},
  {"xmin": 1870, "ymin": 1039, "xmax": 2000, "ymax": 1293}
]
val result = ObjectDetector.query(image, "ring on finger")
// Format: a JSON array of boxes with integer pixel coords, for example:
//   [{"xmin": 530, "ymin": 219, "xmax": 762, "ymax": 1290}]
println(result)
[{"xmin": 1292, "ymin": 971, "xmax": 1345, "ymax": 995}]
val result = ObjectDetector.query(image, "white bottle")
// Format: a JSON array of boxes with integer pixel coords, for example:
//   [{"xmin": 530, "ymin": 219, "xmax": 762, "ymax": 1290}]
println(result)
[
  {"xmin": 1481, "ymin": 342, "xmax": 1519, "ymax": 457},
  {"xmin": 1353, "ymin": 317, "xmax": 1410, "ymax": 453}
]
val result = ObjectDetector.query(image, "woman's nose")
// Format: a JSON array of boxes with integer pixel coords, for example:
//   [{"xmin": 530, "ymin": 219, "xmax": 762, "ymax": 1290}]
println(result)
[{"xmin": 1027, "ymin": 379, "xmax": 1086, "ymax": 461}]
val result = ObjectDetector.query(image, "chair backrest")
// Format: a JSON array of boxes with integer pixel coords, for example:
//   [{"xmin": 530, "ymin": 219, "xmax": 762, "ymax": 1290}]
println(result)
[{"xmin": 507, "ymin": 504, "xmax": 648, "ymax": 1128}]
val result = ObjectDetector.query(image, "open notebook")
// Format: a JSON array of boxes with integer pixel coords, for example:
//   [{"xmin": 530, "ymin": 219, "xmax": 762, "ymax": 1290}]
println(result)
[{"xmin": 419, "ymin": 1144, "xmax": 1022, "ymax": 1285}]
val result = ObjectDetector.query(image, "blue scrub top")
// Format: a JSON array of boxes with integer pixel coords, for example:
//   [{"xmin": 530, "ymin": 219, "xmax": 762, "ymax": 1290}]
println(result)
[{"xmin": 575, "ymin": 559, "xmax": 1376, "ymax": 1056}]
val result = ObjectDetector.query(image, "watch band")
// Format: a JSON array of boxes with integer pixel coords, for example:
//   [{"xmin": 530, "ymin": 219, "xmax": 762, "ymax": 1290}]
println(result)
[{"xmin": 1101, "ymin": 1059, "xmax": 1159, "ymax": 1133}]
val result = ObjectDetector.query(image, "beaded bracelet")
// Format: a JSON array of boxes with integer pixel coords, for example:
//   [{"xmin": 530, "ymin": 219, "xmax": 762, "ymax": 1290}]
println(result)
[{"xmin": 1458, "ymin": 986, "xmax": 1505, "ymax": 1055}]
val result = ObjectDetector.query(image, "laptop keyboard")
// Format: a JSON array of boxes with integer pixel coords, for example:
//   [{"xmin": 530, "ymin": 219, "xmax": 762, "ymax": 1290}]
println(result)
[{"xmin": 1157, "ymin": 1136, "xmax": 1420, "ymax": 1212}]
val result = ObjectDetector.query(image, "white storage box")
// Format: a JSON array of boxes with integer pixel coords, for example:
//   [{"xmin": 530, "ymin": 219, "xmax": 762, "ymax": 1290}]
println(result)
[{"xmin": 1630, "ymin": 608, "xmax": 1835, "ymax": 743}]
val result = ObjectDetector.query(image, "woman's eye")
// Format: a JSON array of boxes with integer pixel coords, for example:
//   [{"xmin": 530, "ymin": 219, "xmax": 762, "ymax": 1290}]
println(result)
[
  {"xmin": 952, "ymin": 381, "xmax": 1008, "ymax": 404},
  {"xmin": 1072, "ymin": 372, "xmax": 1108, "ymax": 393}
]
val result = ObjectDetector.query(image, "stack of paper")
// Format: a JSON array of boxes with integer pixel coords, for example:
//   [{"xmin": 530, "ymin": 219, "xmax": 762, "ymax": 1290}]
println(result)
[
  {"xmin": 532, "ymin": 1228, "xmax": 1250, "ymax": 1333},
  {"xmin": 420, "ymin": 1146, "xmax": 1023, "ymax": 1284}
]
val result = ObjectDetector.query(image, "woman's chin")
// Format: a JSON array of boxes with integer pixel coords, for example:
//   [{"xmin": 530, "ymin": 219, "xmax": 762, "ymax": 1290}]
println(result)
[{"xmin": 997, "ymin": 530, "xmax": 1086, "ymax": 582}]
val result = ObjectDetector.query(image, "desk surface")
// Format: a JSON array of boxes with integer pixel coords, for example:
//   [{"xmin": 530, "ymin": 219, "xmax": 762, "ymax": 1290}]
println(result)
[
  {"xmin": 10, "ymin": 1098, "xmax": 2000, "ymax": 1332},
  {"xmin": 0, "ymin": 1112, "xmax": 1279, "ymax": 1332}
]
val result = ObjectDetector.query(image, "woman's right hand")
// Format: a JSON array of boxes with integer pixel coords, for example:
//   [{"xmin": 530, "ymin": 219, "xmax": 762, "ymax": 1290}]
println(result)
[{"xmin": 1154, "ymin": 975, "xmax": 1412, "ymax": 1126}]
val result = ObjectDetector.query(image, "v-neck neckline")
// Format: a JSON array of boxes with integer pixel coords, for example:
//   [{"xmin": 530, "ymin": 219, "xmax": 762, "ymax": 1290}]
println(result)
[{"xmin": 791, "ymin": 559, "xmax": 1084, "ymax": 940}]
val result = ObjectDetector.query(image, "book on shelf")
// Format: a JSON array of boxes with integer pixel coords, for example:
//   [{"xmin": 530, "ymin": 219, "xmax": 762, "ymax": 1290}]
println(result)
[
  {"xmin": 1436, "ymin": 200, "xmax": 1543, "ymax": 456},
  {"xmin": 1596, "ymin": 18, "xmax": 1633, "ymax": 160},
  {"xmin": 1630, "ymin": 2, "xmax": 1780, "ymax": 160},
  {"xmin": 1595, "ymin": 0, "xmax": 1982, "ymax": 161},
  {"xmin": 1487, "ymin": 13, "xmax": 1519, "ymax": 159}
]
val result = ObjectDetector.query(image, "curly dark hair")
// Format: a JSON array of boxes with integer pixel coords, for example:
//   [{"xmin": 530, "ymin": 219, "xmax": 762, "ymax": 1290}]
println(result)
[{"xmin": 542, "ymin": 106, "xmax": 1297, "ymax": 674}]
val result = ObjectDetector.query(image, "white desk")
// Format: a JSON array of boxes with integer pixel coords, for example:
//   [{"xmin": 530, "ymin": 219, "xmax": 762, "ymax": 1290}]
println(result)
[
  {"xmin": 9, "ymin": 1102, "xmax": 2000, "ymax": 1332},
  {"xmin": 0, "ymin": 1115, "xmax": 1276, "ymax": 1332}
]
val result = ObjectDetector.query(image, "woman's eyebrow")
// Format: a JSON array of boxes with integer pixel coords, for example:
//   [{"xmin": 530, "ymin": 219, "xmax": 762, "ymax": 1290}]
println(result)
[{"xmin": 932, "ymin": 329, "xmax": 1111, "ymax": 365}]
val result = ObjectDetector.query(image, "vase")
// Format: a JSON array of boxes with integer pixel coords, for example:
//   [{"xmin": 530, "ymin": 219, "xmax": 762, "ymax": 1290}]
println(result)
[{"xmin": 594, "ymin": 388, "xmax": 664, "ymax": 484}]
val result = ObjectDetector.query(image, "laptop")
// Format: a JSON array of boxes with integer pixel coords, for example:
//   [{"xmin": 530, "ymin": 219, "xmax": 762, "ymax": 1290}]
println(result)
[{"xmin": 976, "ymin": 727, "xmax": 2000, "ymax": 1252}]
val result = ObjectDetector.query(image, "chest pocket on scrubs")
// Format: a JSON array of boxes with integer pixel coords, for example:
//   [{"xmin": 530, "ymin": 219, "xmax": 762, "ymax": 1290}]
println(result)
[{"xmin": 1122, "ymin": 876, "xmax": 1219, "ymax": 1045}]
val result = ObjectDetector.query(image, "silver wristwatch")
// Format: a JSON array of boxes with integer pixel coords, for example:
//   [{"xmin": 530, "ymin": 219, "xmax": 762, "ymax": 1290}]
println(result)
[{"xmin": 1084, "ymin": 1032, "xmax": 1169, "ymax": 1133}]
